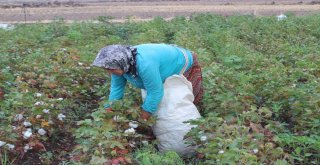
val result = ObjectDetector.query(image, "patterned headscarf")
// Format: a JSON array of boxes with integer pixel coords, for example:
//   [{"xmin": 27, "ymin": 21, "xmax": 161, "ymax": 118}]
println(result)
[{"xmin": 92, "ymin": 45, "xmax": 138, "ymax": 77}]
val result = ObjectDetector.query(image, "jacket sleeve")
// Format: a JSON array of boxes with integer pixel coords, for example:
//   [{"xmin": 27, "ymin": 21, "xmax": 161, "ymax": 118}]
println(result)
[
  {"xmin": 104, "ymin": 74, "xmax": 127, "ymax": 108},
  {"xmin": 139, "ymin": 63, "xmax": 164, "ymax": 114}
]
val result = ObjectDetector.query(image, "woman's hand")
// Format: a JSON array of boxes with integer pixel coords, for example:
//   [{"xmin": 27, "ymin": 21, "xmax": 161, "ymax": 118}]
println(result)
[
  {"xmin": 105, "ymin": 107, "xmax": 113, "ymax": 113},
  {"xmin": 140, "ymin": 110, "xmax": 151, "ymax": 120}
]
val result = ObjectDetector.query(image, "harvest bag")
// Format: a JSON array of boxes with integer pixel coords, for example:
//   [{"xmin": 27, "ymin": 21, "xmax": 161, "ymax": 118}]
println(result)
[{"xmin": 141, "ymin": 75, "xmax": 201, "ymax": 156}]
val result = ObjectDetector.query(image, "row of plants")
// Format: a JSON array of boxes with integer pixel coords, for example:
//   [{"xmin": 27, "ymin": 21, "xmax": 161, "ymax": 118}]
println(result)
[{"xmin": 1, "ymin": 13, "xmax": 319, "ymax": 164}]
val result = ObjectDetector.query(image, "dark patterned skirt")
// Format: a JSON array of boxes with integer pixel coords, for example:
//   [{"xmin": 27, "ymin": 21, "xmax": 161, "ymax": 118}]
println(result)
[{"xmin": 183, "ymin": 53, "xmax": 204, "ymax": 105}]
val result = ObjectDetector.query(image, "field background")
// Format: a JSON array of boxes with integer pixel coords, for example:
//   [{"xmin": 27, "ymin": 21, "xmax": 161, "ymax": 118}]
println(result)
[{"xmin": 1, "ymin": 0, "xmax": 320, "ymax": 23}]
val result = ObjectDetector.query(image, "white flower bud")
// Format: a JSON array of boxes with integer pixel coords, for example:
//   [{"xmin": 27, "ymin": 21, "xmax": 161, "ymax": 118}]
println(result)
[
  {"xmin": 57, "ymin": 98, "xmax": 64, "ymax": 101},
  {"xmin": 218, "ymin": 150, "xmax": 224, "ymax": 154},
  {"xmin": 253, "ymin": 148, "xmax": 259, "ymax": 154},
  {"xmin": 36, "ymin": 115, "xmax": 42, "ymax": 119}
]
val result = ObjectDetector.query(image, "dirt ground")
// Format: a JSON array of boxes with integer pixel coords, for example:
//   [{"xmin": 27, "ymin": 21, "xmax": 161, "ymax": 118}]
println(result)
[{"xmin": 0, "ymin": 0, "xmax": 320, "ymax": 23}]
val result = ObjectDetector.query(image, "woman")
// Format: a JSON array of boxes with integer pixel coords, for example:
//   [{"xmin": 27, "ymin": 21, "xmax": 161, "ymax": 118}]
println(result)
[{"xmin": 92, "ymin": 43, "xmax": 203, "ymax": 120}]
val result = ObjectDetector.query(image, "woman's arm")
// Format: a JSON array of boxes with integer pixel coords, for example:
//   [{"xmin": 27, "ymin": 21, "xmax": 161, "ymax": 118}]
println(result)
[
  {"xmin": 105, "ymin": 74, "xmax": 127, "ymax": 107},
  {"xmin": 139, "ymin": 63, "xmax": 164, "ymax": 114}
]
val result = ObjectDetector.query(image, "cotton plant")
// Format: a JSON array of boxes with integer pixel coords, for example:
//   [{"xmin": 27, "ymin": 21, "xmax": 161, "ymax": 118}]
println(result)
[{"xmin": 73, "ymin": 102, "xmax": 156, "ymax": 164}]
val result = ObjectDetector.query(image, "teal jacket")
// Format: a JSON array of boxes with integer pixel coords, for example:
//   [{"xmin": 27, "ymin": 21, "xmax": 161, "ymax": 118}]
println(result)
[{"xmin": 107, "ymin": 43, "xmax": 193, "ymax": 114}]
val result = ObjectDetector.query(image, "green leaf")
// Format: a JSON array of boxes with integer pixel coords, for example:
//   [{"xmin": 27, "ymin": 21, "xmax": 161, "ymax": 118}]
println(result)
[
  {"xmin": 76, "ymin": 119, "xmax": 92, "ymax": 126},
  {"xmin": 89, "ymin": 156, "xmax": 108, "ymax": 165}
]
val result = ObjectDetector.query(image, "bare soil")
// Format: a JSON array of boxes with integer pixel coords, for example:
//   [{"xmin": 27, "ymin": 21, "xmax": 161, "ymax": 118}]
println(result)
[{"xmin": 0, "ymin": 0, "xmax": 320, "ymax": 23}]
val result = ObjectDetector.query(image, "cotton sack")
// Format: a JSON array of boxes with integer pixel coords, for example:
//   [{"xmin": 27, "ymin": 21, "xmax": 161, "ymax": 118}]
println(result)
[{"xmin": 142, "ymin": 74, "xmax": 201, "ymax": 156}]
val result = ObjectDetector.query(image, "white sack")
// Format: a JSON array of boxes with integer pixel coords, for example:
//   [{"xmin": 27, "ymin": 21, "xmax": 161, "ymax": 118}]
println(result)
[{"xmin": 142, "ymin": 75, "xmax": 201, "ymax": 156}]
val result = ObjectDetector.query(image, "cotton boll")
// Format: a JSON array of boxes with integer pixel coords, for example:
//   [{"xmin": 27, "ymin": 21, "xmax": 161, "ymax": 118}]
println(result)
[
  {"xmin": 23, "ymin": 121, "xmax": 32, "ymax": 127},
  {"xmin": 58, "ymin": 113, "xmax": 66, "ymax": 121},
  {"xmin": 23, "ymin": 129, "xmax": 33, "ymax": 139},
  {"xmin": 124, "ymin": 128, "xmax": 135, "ymax": 134},
  {"xmin": 34, "ymin": 101, "xmax": 45, "ymax": 106},
  {"xmin": 129, "ymin": 141, "xmax": 136, "ymax": 148},
  {"xmin": 142, "ymin": 140, "xmax": 148, "ymax": 145},
  {"xmin": 200, "ymin": 135, "xmax": 207, "ymax": 142},
  {"xmin": 129, "ymin": 121, "xmax": 139, "ymax": 128},
  {"xmin": 277, "ymin": 14, "xmax": 287, "ymax": 21},
  {"xmin": 113, "ymin": 115, "xmax": 119, "ymax": 121},
  {"xmin": 38, "ymin": 128, "xmax": 46, "ymax": 136},
  {"xmin": 0, "ymin": 141, "xmax": 6, "ymax": 147},
  {"xmin": 43, "ymin": 109, "xmax": 50, "ymax": 113},
  {"xmin": 24, "ymin": 144, "xmax": 32, "ymax": 152},
  {"xmin": 35, "ymin": 93, "xmax": 42, "ymax": 97},
  {"xmin": 6, "ymin": 144, "xmax": 15, "ymax": 150},
  {"xmin": 14, "ymin": 114, "xmax": 24, "ymax": 121}
]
